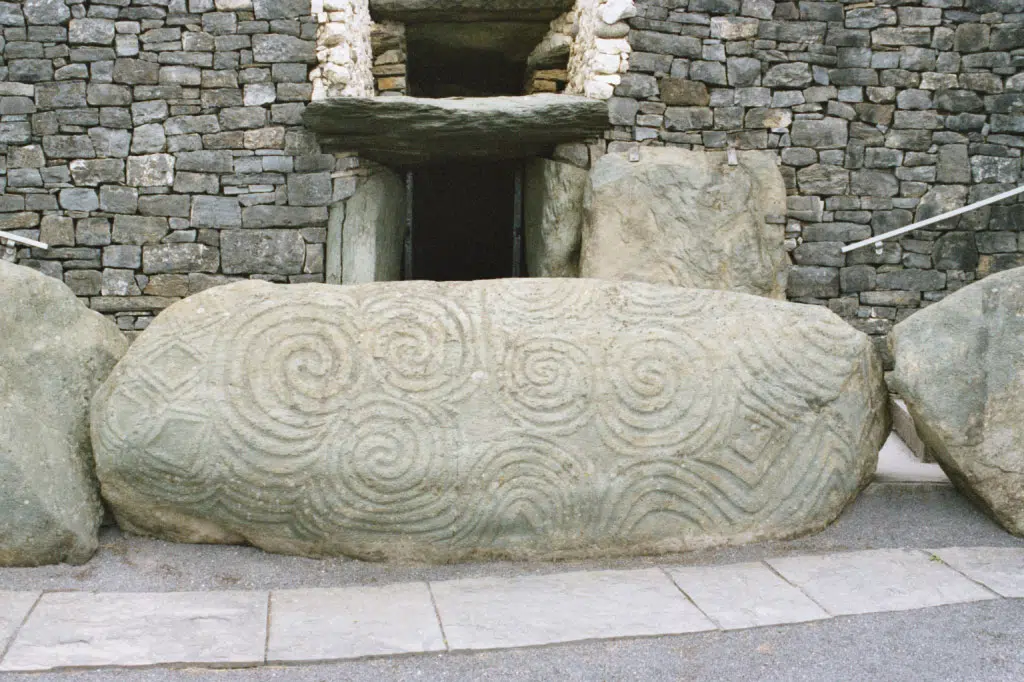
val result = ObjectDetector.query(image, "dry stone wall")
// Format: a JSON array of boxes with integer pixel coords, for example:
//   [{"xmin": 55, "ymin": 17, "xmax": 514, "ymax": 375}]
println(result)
[
  {"xmin": 0, "ymin": 0, "xmax": 352, "ymax": 338},
  {"xmin": 0, "ymin": 0, "xmax": 1021, "ymax": 352},
  {"xmin": 609, "ymin": 0, "xmax": 1024, "ymax": 367}
]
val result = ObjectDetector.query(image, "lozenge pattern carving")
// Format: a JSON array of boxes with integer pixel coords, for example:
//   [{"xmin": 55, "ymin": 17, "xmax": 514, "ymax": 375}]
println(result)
[{"xmin": 92, "ymin": 279, "xmax": 887, "ymax": 562}]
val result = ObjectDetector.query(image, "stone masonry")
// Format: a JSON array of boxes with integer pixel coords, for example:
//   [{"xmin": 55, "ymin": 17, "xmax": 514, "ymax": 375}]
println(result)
[
  {"xmin": 609, "ymin": 0, "xmax": 1024, "ymax": 368},
  {"xmin": 0, "ymin": 0, "xmax": 344, "ymax": 338},
  {"xmin": 0, "ymin": 0, "xmax": 1022, "ymax": 355}
]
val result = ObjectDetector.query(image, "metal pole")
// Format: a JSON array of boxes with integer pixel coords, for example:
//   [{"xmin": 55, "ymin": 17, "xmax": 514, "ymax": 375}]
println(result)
[{"xmin": 842, "ymin": 184, "xmax": 1024, "ymax": 253}]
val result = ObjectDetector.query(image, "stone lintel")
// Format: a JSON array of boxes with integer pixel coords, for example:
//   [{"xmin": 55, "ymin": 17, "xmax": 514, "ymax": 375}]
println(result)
[
  {"xmin": 303, "ymin": 94, "xmax": 609, "ymax": 166},
  {"xmin": 369, "ymin": 0, "xmax": 575, "ymax": 23}
]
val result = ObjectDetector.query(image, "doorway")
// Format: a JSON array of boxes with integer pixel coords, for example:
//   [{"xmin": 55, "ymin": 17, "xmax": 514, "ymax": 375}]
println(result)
[{"xmin": 406, "ymin": 161, "xmax": 524, "ymax": 281}]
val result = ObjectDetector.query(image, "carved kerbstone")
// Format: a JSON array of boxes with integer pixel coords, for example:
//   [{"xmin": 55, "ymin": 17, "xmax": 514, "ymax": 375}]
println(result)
[{"xmin": 93, "ymin": 279, "xmax": 887, "ymax": 562}]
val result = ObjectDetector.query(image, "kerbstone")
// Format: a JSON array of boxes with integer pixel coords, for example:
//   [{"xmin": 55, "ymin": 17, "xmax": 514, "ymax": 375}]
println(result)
[
  {"xmin": 0, "ymin": 263, "xmax": 127, "ymax": 567},
  {"xmin": 431, "ymin": 569, "xmax": 715, "ymax": 650},
  {"xmin": 267, "ymin": 584, "xmax": 445, "ymax": 662},
  {"xmin": 580, "ymin": 149, "xmax": 788, "ymax": 298},
  {"xmin": 0, "ymin": 592, "xmax": 267, "ymax": 672},
  {"xmin": 768, "ymin": 549, "xmax": 995, "ymax": 616},
  {"xmin": 92, "ymin": 279, "xmax": 887, "ymax": 562},
  {"xmin": 891, "ymin": 269, "xmax": 1024, "ymax": 536},
  {"xmin": 933, "ymin": 548, "xmax": 1024, "ymax": 598}
]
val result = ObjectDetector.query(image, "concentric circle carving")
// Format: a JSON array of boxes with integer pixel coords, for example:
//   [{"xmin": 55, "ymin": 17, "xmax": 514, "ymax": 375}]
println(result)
[{"xmin": 497, "ymin": 335, "xmax": 594, "ymax": 433}]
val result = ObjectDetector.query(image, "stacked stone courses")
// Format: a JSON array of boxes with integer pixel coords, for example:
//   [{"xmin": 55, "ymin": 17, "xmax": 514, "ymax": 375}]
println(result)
[
  {"xmin": 0, "ymin": 0, "xmax": 1022, "ymax": 356},
  {"xmin": 613, "ymin": 0, "xmax": 1024, "ymax": 366},
  {"xmin": 0, "ymin": 0, "xmax": 338, "ymax": 337}
]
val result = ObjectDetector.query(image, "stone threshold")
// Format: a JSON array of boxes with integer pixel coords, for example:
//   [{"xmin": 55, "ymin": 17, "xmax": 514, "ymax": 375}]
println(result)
[{"xmin": 1, "ymin": 547, "xmax": 1021, "ymax": 673}]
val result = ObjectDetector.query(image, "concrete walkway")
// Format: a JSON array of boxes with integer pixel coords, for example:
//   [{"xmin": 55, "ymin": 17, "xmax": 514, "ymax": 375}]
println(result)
[{"xmin": 2, "ymin": 546, "xmax": 1022, "ymax": 673}]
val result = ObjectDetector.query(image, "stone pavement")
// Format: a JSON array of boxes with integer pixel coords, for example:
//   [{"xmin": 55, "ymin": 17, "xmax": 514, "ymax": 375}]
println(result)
[{"xmin": 1, "ymin": 546, "xmax": 1022, "ymax": 673}]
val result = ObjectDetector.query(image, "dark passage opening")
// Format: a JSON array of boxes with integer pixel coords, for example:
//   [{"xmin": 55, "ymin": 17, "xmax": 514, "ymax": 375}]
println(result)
[
  {"xmin": 405, "ymin": 22, "xmax": 549, "ymax": 97},
  {"xmin": 409, "ymin": 161, "xmax": 522, "ymax": 281}
]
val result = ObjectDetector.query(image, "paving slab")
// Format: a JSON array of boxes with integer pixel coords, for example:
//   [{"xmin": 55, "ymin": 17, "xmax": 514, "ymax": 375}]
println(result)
[
  {"xmin": 0, "ymin": 591, "xmax": 268, "ymax": 672},
  {"xmin": 0, "ymin": 592, "xmax": 38, "ymax": 656},
  {"xmin": 767, "ymin": 549, "xmax": 997, "ymax": 616},
  {"xmin": 430, "ymin": 568, "xmax": 715, "ymax": 650},
  {"xmin": 267, "ymin": 583, "xmax": 445, "ymax": 662},
  {"xmin": 933, "ymin": 547, "xmax": 1024, "ymax": 598},
  {"xmin": 666, "ymin": 562, "xmax": 831, "ymax": 629}
]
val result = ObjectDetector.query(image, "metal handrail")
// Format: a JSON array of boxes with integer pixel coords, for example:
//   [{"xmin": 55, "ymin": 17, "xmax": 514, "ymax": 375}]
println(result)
[
  {"xmin": 841, "ymin": 184, "xmax": 1024, "ymax": 253},
  {"xmin": 0, "ymin": 230, "xmax": 48, "ymax": 250}
]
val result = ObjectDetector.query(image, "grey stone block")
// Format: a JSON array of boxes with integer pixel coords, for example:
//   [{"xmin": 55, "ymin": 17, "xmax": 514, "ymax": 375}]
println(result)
[
  {"xmin": 112, "ymin": 215, "xmax": 169, "ymax": 245},
  {"xmin": 791, "ymin": 117, "xmax": 848, "ymax": 148},
  {"xmin": 221, "ymin": 229, "xmax": 305, "ymax": 274},
  {"xmin": 287, "ymin": 172, "xmax": 333, "ymax": 207},
  {"xmin": 59, "ymin": 188, "xmax": 99, "ymax": 212},
  {"xmin": 241, "ymin": 205, "xmax": 329, "ymax": 228},
  {"xmin": 143, "ymin": 243, "xmax": 220, "ymax": 274},
  {"xmin": 191, "ymin": 196, "xmax": 242, "ymax": 228},
  {"xmin": 127, "ymin": 154, "xmax": 175, "ymax": 187},
  {"xmin": 69, "ymin": 18, "xmax": 115, "ymax": 45},
  {"xmin": 787, "ymin": 265, "xmax": 840, "ymax": 298},
  {"xmin": 252, "ymin": 34, "xmax": 316, "ymax": 63},
  {"xmin": 100, "ymin": 186, "xmax": 139, "ymax": 214}
]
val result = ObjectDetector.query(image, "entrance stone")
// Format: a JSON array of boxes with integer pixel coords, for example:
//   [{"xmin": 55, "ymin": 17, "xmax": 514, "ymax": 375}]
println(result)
[
  {"xmin": 93, "ymin": 278, "xmax": 886, "ymax": 562},
  {"xmin": 580, "ymin": 148, "xmax": 789, "ymax": 299},
  {"xmin": 1, "ymin": 262, "xmax": 127, "ymax": 566},
  {"xmin": 524, "ymin": 158, "xmax": 587, "ymax": 277},
  {"xmin": 890, "ymin": 266, "xmax": 1024, "ymax": 536}
]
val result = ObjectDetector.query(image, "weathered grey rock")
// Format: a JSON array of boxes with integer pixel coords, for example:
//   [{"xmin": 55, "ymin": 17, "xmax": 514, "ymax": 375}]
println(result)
[
  {"xmin": 524, "ymin": 158, "xmax": 587, "ymax": 278},
  {"xmin": 580, "ymin": 149, "xmax": 788, "ymax": 299},
  {"xmin": 221, "ymin": 229, "xmax": 305, "ymax": 275},
  {"xmin": 1, "ymin": 262, "xmax": 127, "ymax": 566},
  {"xmin": 369, "ymin": 0, "xmax": 574, "ymax": 22},
  {"xmin": 339, "ymin": 166, "xmax": 406, "ymax": 284},
  {"xmin": 891, "ymin": 267, "xmax": 1024, "ymax": 536},
  {"xmin": 251, "ymin": 34, "xmax": 316, "ymax": 64},
  {"xmin": 24, "ymin": 0, "xmax": 70, "ymax": 25},
  {"xmin": 303, "ymin": 95, "xmax": 609, "ymax": 166},
  {"xmin": 92, "ymin": 278, "xmax": 886, "ymax": 562}
]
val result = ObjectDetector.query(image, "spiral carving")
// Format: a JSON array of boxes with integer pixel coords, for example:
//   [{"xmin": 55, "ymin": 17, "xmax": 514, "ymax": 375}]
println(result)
[
  {"xmin": 488, "ymin": 278, "xmax": 595, "ymax": 323},
  {"xmin": 363, "ymin": 292, "xmax": 477, "ymax": 403},
  {"xmin": 598, "ymin": 331, "xmax": 722, "ymax": 457},
  {"xmin": 312, "ymin": 398, "xmax": 459, "ymax": 538},
  {"xmin": 218, "ymin": 300, "xmax": 363, "ymax": 462},
  {"xmin": 454, "ymin": 434, "xmax": 594, "ymax": 550},
  {"xmin": 497, "ymin": 335, "xmax": 594, "ymax": 433}
]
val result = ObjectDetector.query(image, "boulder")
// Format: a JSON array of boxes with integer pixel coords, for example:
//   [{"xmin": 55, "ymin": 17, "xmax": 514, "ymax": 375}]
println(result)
[
  {"xmin": 524, "ymin": 158, "xmax": 587, "ymax": 277},
  {"xmin": 93, "ymin": 278, "xmax": 886, "ymax": 562},
  {"xmin": 1, "ymin": 262, "xmax": 127, "ymax": 566},
  {"xmin": 302, "ymin": 95, "xmax": 609, "ymax": 166},
  {"xmin": 579, "ymin": 149, "xmax": 789, "ymax": 299},
  {"xmin": 890, "ymin": 266, "xmax": 1024, "ymax": 535}
]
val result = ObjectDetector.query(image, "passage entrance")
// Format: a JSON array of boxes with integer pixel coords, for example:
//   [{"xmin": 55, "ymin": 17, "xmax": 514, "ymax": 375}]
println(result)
[{"xmin": 406, "ymin": 161, "xmax": 525, "ymax": 281}]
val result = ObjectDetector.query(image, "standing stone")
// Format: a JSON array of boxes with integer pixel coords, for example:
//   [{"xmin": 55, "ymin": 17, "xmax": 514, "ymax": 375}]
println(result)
[
  {"xmin": 92, "ymin": 278, "xmax": 887, "ymax": 562},
  {"xmin": 1, "ymin": 262, "xmax": 127, "ymax": 566},
  {"xmin": 340, "ymin": 166, "xmax": 406, "ymax": 284},
  {"xmin": 580, "ymin": 148, "xmax": 788, "ymax": 299},
  {"xmin": 524, "ymin": 158, "xmax": 587, "ymax": 278},
  {"xmin": 891, "ymin": 267, "xmax": 1024, "ymax": 536}
]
